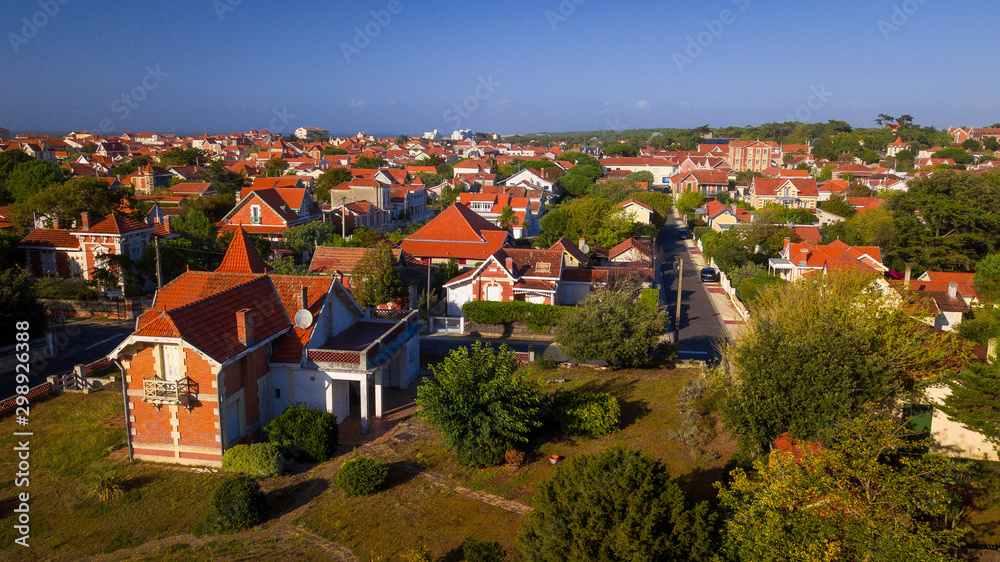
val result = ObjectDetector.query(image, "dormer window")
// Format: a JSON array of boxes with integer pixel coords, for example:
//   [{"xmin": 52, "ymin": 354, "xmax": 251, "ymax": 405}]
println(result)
[
  {"xmin": 250, "ymin": 205, "xmax": 261, "ymax": 224},
  {"xmin": 536, "ymin": 262, "xmax": 550, "ymax": 273}
]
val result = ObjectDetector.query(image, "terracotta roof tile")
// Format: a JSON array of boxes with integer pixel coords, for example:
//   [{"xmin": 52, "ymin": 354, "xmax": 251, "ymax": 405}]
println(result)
[{"xmin": 216, "ymin": 227, "xmax": 271, "ymax": 274}]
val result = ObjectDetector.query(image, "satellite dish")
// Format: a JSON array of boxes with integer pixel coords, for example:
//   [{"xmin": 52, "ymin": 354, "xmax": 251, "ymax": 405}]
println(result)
[
  {"xmin": 294, "ymin": 309, "xmax": 313, "ymax": 329},
  {"xmin": 581, "ymin": 243, "xmax": 591, "ymax": 253}
]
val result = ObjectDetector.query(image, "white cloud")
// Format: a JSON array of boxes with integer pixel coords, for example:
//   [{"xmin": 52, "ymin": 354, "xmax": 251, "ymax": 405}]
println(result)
[
  {"xmin": 497, "ymin": 99, "xmax": 511, "ymax": 107},
  {"xmin": 349, "ymin": 98, "xmax": 369, "ymax": 109},
  {"xmin": 636, "ymin": 100, "xmax": 650, "ymax": 110}
]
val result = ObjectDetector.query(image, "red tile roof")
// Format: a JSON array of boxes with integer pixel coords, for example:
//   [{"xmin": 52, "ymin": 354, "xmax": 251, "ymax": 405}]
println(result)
[
  {"xmin": 216, "ymin": 227, "xmax": 271, "ymax": 274},
  {"xmin": 549, "ymin": 237, "xmax": 590, "ymax": 264},
  {"xmin": 400, "ymin": 203, "xmax": 510, "ymax": 260},
  {"xmin": 20, "ymin": 228, "xmax": 81, "ymax": 249},
  {"xmin": 87, "ymin": 213, "xmax": 154, "ymax": 235},
  {"xmin": 609, "ymin": 237, "xmax": 652, "ymax": 261},
  {"xmin": 269, "ymin": 276, "xmax": 336, "ymax": 363}
]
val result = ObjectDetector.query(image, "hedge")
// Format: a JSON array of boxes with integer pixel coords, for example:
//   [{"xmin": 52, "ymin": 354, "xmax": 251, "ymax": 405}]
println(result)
[
  {"xmin": 692, "ymin": 226, "xmax": 712, "ymax": 240},
  {"xmin": 737, "ymin": 273, "xmax": 786, "ymax": 305},
  {"xmin": 222, "ymin": 443, "xmax": 283, "ymax": 477},
  {"xmin": 551, "ymin": 390, "xmax": 621, "ymax": 437},
  {"xmin": 461, "ymin": 301, "xmax": 572, "ymax": 333}
]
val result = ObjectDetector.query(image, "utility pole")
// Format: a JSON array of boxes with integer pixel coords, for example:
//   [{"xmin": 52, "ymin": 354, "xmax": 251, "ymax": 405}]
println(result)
[
  {"xmin": 426, "ymin": 259, "xmax": 432, "ymax": 323},
  {"xmin": 155, "ymin": 235, "xmax": 162, "ymax": 289},
  {"xmin": 675, "ymin": 258, "xmax": 683, "ymax": 333}
]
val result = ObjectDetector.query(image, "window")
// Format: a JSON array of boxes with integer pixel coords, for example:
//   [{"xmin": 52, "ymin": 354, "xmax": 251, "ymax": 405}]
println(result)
[
  {"xmin": 161, "ymin": 344, "xmax": 183, "ymax": 381},
  {"xmin": 250, "ymin": 205, "xmax": 261, "ymax": 224},
  {"xmin": 40, "ymin": 252, "xmax": 56, "ymax": 275}
]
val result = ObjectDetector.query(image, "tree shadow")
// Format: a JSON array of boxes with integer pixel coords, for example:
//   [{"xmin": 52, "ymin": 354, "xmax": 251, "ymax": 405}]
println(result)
[
  {"xmin": 439, "ymin": 546, "xmax": 465, "ymax": 562},
  {"xmin": 265, "ymin": 478, "xmax": 329, "ymax": 519},
  {"xmin": 672, "ymin": 464, "xmax": 728, "ymax": 504},
  {"xmin": 382, "ymin": 460, "xmax": 421, "ymax": 492}
]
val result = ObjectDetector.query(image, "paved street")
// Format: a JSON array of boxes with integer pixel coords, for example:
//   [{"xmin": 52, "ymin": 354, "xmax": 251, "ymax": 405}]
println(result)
[
  {"xmin": 657, "ymin": 215, "xmax": 728, "ymax": 364},
  {"xmin": 0, "ymin": 318, "xmax": 133, "ymax": 398}
]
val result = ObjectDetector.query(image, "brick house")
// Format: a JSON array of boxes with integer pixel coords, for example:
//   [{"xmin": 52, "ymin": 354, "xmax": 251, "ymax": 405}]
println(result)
[
  {"xmin": 670, "ymin": 170, "xmax": 731, "ymax": 195},
  {"xmin": 20, "ymin": 212, "xmax": 157, "ymax": 285},
  {"xmin": 108, "ymin": 229, "xmax": 421, "ymax": 467},
  {"xmin": 768, "ymin": 239, "xmax": 886, "ymax": 282},
  {"xmin": 749, "ymin": 177, "xmax": 820, "ymax": 209},
  {"xmin": 443, "ymin": 248, "xmax": 564, "ymax": 314},
  {"xmin": 218, "ymin": 186, "xmax": 321, "ymax": 242},
  {"xmin": 727, "ymin": 140, "xmax": 779, "ymax": 173}
]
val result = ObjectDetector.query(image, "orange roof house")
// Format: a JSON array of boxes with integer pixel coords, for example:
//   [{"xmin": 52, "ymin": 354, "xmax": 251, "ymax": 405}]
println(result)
[
  {"xmin": 769, "ymin": 239, "xmax": 886, "ymax": 282},
  {"xmin": 108, "ymin": 232, "xmax": 422, "ymax": 467},
  {"xmin": 399, "ymin": 203, "xmax": 511, "ymax": 264}
]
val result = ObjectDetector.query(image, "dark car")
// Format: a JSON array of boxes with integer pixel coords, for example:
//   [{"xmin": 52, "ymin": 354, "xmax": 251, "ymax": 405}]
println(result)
[
  {"xmin": 678, "ymin": 229, "xmax": 690, "ymax": 240},
  {"xmin": 700, "ymin": 267, "xmax": 719, "ymax": 282}
]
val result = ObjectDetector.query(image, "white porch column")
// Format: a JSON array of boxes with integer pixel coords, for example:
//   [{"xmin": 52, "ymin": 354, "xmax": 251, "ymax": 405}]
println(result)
[
  {"xmin": 375, "ymin": 367, "xmax": 384, "ymax": 419},
  {"xmin": 360, "ymin": 374, "xmax": 369, "ymax": 434}
]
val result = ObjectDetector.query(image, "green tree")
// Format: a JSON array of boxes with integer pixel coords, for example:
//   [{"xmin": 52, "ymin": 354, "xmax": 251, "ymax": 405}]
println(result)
[
  {"xmin": 961, "ymin": 139, "xmax": 982, "ymax": 151},
  {"xmin": 354, "ymin": 155, "xmax": 387, "ymax": 169},
  {"xmin": 0, "ymin": 269, "xmax": 46, "ymax": 344},
  {"xmin": 674, "ymin": 191, "xmax": 704, "ymax": 213},
  {"xmin": 350, "ymin": 242, "xmax": 404, "ymax": 308},
  {"xmin": 719, "ymin": 270, "xmax": 971, "ymax": 454},
  {"xmin": 268, "ymin": 255, "xmax": 307, "ymax": 275},
  {"xmin": 315, "ymin": 167, "xmax": 353, "ymax": 203},
  {"xmin": 496, "ymin": 205, "xmax": 520, "ymax": 232},
  {"xmin": 974, "ymin": 252, "xmax": 1000, "ymax": 303},
  {"xmin": 415, "ymin": 342, "xmax": 540, "ymax": 467},
  {"xmin": 159, "ymin": 147, "xmax": 209, "ymax": 167},
  {"xmin": 17, "ymin": 177, "xmax": 136, "ymax": 230},
  {"xmin": 625, "ymin": 170, "xmax": 655, "ymax": 186},
  {"xmin": 518, "ymin": 447, "xmax": 718, "ymax": 562},
  {"xmin": 717, "ymin": 410, "xmax": 968, "ymax": 562},
  {"xmin": 555, "ymin": 284, "xmax": 667, "ymax": 367},
  {"xmin": 264, "ymin": 157, "xmax": 287, "ymax": 177},
  {"xmin": 983, "ymin": 137, "xmax": 999, "ymax": 151},
  {"xmin": 938, "ymin": 363, "xmax": 1000, "ymax": 452},
  {"xmin": 172, "ymin": 209, "xmax": 217, "ymax": 250},
  {"xmin": 322, "ymin": 146, "xmax": 348, "ymax": 156},
  {"xmin": 7, "ymin": 159, "xmax": 64, "ymax": 204},
  {"xmin": 931, "ymin": 147, "xmax": 974, "ymax": 165},
  {"xmin": 602, "ymin": 143, "xmax": 640, "ymax": 157},
  {"xmin": 283, "ymin": 221, "xmax": 337, "ymax": 254},
  {"xmin": 593, "ymin": 208, "xmax": 635, "ymax": 249},
  {"xmin": 0, "ymin": 149, "xmax": 34, "ymax": 202},
  {"xmin": 818, "ymin": 194, "xmax": 856, "ymax": 218}
]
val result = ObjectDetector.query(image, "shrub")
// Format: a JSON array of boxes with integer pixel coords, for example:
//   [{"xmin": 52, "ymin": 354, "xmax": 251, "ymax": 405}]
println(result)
[
  {"xmin": 88, "ymin": 463, "xmax": 125, "ymax": 503},
  {"xmin": 402, "ymin": 545, "xmax": 434, "ymax": 562},
  {"xmin": 737, "ymin": 272, "xmax": 785, "ymax": 305},
  {"xmin": 638, "ymin": 288, "xmax": 660, "ymax": 311},
  {"xmin": 518, "ymin": 447, "xmax": 718, "ymax": 561},
  {"xmin": 222, "ymin": 443, "xmax": 283, "ymax": 477},
  {"xmin": 205, "ymin": 475, "xmax": 266, "ymax": 533},
  {"xmin": 535, "ymin": 353, "xmax": 559, "ymax": 370},
  {"xmin": 505, "ymin": 449, "xmax": 526, "ymax": 468},
  {"xmin": 336, "ymin": 456, "xmax": 388, "ymax": 497},
  {"xmin": 264, "ymin": 404, "xmax": 339, "ymax": 462},
  {"xmin": 551, "ymin": 390, "xmax": 620, "ymax": 437},
  {"xmin": 463, "ymin": 538, "xmax": 506, "ymax": 562},
  {"xmin": 692, "ymin": 226, "xmax": 712, "ymax": 240}
]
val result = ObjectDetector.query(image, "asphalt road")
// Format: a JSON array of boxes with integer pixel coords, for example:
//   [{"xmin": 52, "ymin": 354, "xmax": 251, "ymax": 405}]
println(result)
[
  {"xmin": 0, "ymin": 318, "xmax": 133, "ymax": 398},
  {"xmin": 657, "ymin": 217, "xmax": 726, "ymax": 364}
]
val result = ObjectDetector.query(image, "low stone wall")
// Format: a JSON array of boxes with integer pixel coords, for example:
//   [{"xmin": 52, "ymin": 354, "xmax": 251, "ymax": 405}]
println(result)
[{"xmin": 41, "ymin": 297, "xmax": 151, "ymax": 320}]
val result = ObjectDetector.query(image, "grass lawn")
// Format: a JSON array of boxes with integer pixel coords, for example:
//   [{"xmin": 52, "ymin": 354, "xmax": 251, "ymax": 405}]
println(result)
[
  {"xmin": 396, "ymin": 364, "xmax": 737, "ymax": 504},
  {"xmin": 299, "ymin": 459, "xmax": 524, "ymax": 561},
  {"xmin": 0, "ymin": 387, "xmax": 225, "ymax": 561}
]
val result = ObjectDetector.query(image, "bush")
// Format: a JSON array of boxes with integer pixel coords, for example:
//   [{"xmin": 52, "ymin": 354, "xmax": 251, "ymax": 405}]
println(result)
[
  {"xmin": 461, "ymin": 301, "xmax": 570, "ymax": 333},
  {"xmin": 336, "ymin": 456, "xmax": 388, "ymax": 497},
  {"xmin": 463, "ymin": 538, "xmax": 506, "ymax": 562},
  {"xmin": 551, "ymin": 390, "xmax": 620, "ymax": 437},
  {"xmin": 535, "ymin": 353, "xmax": 559, "ymax": 370},
  {"xmin": 692, "ymin": 226, "xmax": 712, "ymax": 240},
  {"xmin": 88, "ymin": 463, "xmax": 125, "ymax": 503},
  {"xmin": 402, "ymin": 545, "xmax": 434, "ymax": 562},
  {"xmin": 222, "ymin": 443, "xmax": 283, "ymax": 477},
  {"xmin": 264, "ymin": 404, "xmax": 339, "ymax": 462},
  {"xmin": 737, "ymin": 272, "xmax": 785, "ymax": 305},
  {"xmin": 638, "ymin": 288, "xmax": 660, "ymax": 311},
  {"xmin": 204, "ymin": 475, "xmax": 266, "ymax": 533}
]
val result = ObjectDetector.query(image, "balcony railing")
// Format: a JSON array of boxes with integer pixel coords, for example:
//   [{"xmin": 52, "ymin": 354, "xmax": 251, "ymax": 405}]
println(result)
[
  {"xmin": 306, "ymin": 310, "xmax": 418, "ymax": 371},
  {"xmin": 143, "ymin": 377, "xmax": 192, "ymax": 405}
]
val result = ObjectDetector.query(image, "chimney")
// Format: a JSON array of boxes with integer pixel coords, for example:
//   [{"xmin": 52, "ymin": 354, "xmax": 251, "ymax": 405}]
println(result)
[
  {"xmin": 948, "ymin": 281, "xmax": 958, "ymax": 300},
  {"xmin": 52, "ymin": 217, "xmax": 61, "ymax": 229},
  {"xmin": 299, "ymin": 286, "xmax": 309, "ymax": 310},
  {"xmin": 904, "ymin": 265, "xmax": 912, "ymax": 287},
  {"xmin": 163, "ymin": 215, "xmax": 171, "ymax": 232},
  {"xmin": 578, "ymin": 238, "xmax": 586, "ymax": 250},
  {"xmin": 505, "ymin": 257, "xmax": 513, "ymax": 271},
  {"xmin": 236, "ymin": 308, "xmax": 254, "ymax": 346},
  {"xmin": 80, "ymin": 211, "xmax": 90, "ymax": 231}
]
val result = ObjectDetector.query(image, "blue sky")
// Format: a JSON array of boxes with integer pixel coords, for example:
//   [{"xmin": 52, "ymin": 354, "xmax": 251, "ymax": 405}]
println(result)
[{"xmin": 1, "ymin": 0, "xmax": 997, "ymax": 136}]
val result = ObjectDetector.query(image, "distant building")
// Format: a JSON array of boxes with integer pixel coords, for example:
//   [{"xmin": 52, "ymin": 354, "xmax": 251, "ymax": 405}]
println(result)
[
  {"xmin": 294, "ymin": 126, "xmax": 329, "ymax": 141},
  {"xmin": 422, "ymin": 129, "xmax": 440, "ymax": 140},
  {"xmin": 0, "ymin": 127, "xmax": 10, "ymax": 139},
  {"xmin": 451, "ymin": 129, "xmax": 472, "ymax": 141}
]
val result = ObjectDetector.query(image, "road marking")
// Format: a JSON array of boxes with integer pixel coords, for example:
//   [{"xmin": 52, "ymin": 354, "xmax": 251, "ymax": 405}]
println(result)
[
  {"xmin": 85, "ymin": 334, "xmax": 125, "ymax": 351},
  {"xmin": 677, "ymin": 350, "xmax": 710, "ymax": 355}
]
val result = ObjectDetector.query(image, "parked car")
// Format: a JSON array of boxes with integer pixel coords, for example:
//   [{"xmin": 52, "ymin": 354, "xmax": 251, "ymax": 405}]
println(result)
[
  {"xmin": 678, "ymin": 229, "xmax": 690, "ymax": 240},
  {"xmin": 700, "ymin": 267, "xmax": 719, "ymax": 282}
]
